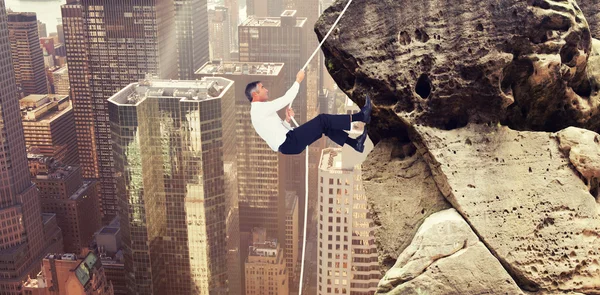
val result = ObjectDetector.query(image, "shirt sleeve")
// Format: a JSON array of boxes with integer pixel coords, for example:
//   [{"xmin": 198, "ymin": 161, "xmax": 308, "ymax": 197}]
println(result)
[
  {"xmin": 282, "ymin": 120, "xmax": 294, "ymax": 131},
  {"xmin": 258, "ymin": 82, "xmax": 300, "ymax": 114}
]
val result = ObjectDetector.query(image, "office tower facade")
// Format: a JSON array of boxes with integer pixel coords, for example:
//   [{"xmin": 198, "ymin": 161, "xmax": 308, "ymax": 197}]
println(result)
[
  {"xmin": 175, "ymin": 0, "xmax": 209, "ymax": 80},
  {"xmin": 57, "ymin": 23, "xmax": 64, "ymax": 44},
  {"xmin": 22, "ymin": 253, "xmax": 114, "ymax": 295},
  {"xmin": 0, "ymin": 1, "xmax": 47, "ymax": 293},
  {"xmin": 52, "ymin": 66, "xmax": 69, "ymax": 95},
  {"xmin": 28, "ymin": 156, "xmax": 102, "ymax": 255},
  {"xmin": 196, "ymin": 61, "xmax": 286, "ymax": 295},
  {"xmin": 246, "ymin": 0, "xmax": 282, "ymax": 17},
  {"xmin": 62, "ymin": 0, "xmax": 178, "ymax": 223},
  {"xmin": 8, "ymin": 12, "xmax": 49, "ymax": 96},
  {"xmin": 245, "ymin": 228, "xmax": 289, "ymax": 295},
  {"xmin": 20, "ymin": 94, "xmax": 79, "ymax": 166},
  {"xmin": 109, "ymin": 77, "xmax": 235, "ymax": 295},
  {"xmin": 223, "ymin": 0, "xmax": 239, "ymax": 52},
  {"xmin": 239, "ymin": 10, "xmax": 309, "ymax": 244},
  {"xmin": 285, "ymin": 192, "xmax": 299, "ymax": 284},
  {"xmin": 196, "ymin": 61, "xmax": 287, "ymax": 238},
  {"xmin": 317, "ymin": 148, "xmax": 379, "ymax": 295},
  {"xmin": 36, "ymin": 20, "xmax": 46, "ymax": 37},
  {"xmin": 208, "ymin": 6, "xmax": 231, "ymax": 61}
]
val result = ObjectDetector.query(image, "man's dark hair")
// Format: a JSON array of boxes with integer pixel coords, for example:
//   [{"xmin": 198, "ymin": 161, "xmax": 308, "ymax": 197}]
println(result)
[{"xmin": 245, "ymin": 81, "xmax": 261, "ymax": 102}]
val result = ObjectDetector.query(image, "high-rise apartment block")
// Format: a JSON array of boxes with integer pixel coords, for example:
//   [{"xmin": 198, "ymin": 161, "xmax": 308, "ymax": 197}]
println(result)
[
  {"xmin": 208, "ymin": 6, "xmax": 231, "ymax": 61},
  {"xmin": 28, "ymin": 156, "xmax": 101, "ymax": 255},
  {"xmin": 196, "ymin": 61, "xmax": 288, "ymax": 240},
  {"xmin": 317, "ymin": 148, "xmax": 379, "ymax": 295},
  {"xmin": 62, "ymin": 0, "xmax": 178, "ymax": 223},
  {"xmin": 8, "ymin": 12, "xmax": 49, "ymax": 96},
  {"xmin": 175, "ymin": 0, "xmax": 209, "ymax": 79},
  {"xmin": 109, "ymin": 77, "xmax": 236, "ymax": 295},
  {"xmin": 51, "ymin": 66, "xmax": 69, "ymax": 95},
  {"xmin": 20, "ymin": 94, "xmax": 79, "ymax": 166},
  {"xmin": 239, "ymin": 11, "xmax": 309, "ymax": 243},
  {"xmin": 245, "ymin": 228, "xmax": 289, "ymax": 295},
  {"xmin": 0, "ymin": 2, "xmax": 48, "ymax": 293},
  {"xmin": 285, "ymin": 192, "xmax": 299, "ymax": 284}
]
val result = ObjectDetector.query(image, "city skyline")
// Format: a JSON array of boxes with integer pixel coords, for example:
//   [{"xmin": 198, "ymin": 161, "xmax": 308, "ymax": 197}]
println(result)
[{"xmin": 0, "ymin": 0, "xmax": 378, "ymax": 294}]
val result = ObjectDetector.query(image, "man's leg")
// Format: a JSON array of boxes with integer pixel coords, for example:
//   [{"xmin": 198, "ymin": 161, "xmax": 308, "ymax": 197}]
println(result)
[{"xmin": 280, "ymin": 114, "xmax": 352, "ymax": 154}]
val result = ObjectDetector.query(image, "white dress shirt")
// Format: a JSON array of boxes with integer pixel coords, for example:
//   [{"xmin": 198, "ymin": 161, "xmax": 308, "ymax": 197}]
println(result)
[{"xmin": 251, "ymin": 82, "xmax": 300, "ymax": 151}]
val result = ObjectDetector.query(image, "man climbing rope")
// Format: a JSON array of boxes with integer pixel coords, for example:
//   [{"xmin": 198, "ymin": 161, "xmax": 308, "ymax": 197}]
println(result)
[{"xmin": 247, "ymin": 69, "xmax": 371, "ymax": 155}]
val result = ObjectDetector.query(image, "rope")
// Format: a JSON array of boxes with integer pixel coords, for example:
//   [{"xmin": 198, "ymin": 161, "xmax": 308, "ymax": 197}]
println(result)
[{"xmin": 287, "ymin": 1, "xmax": 355, "ymax": 294}]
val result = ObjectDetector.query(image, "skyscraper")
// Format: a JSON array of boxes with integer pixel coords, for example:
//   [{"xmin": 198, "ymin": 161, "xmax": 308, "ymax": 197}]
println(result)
[
  {"xmin": 239, "ymin": 10, "xmax": 309, "ymax": 241},
  {"xmin": 208, "ymin": 6, "xmax": 231, "ymax": 61},
  {"xmin": 0, "ymin": 1, "xmax": 47, "ymax": 293},
  {"xmin": 109, "ymin": 77, "xmax": 235, "ymax": 295},
  {"xmin": 8, "ymin": 12, "xmax": 49, "ymax": 96},
  {"xmin": 196, "ymin": 61, "xmax": 287, "ymax": 239},
  {"xmin": 62, "ymin": 0, "xmax": 178, "ymax": 223},
  {"xmin": 196, "ymin": 61, "xmax": 287, "ymax": 295},
  {"xmin": 317, "ymin": 148, "xmax": 379, "ymax": 295},
  {"xmin": 223, "ymin": 0, "xmax": 239, "ymax": 53},
  {"xmin": 246, "ymin": 0, "xmax": 282, "ymax": 17},
  {"xmin": 175, "ymin": 0, "xmax": 209, "ymax": 80}
]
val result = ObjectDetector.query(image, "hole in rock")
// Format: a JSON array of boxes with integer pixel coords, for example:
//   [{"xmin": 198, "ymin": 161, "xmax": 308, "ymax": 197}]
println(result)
[{"xmin": 415, "ymin": 74, "xmax": 432, "ymax": 99}]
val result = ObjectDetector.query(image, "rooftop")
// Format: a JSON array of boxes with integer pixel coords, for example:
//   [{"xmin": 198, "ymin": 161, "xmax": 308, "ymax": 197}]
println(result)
[
  {"xmin": 195, "ymin": 61, "xmax": 284, "ymax": 76},
  {"xmin": 28, "ymin": 155, "xmax": 77, "ymax": 180},
  {"xmin": 319, "ymin": 148, "xmax": 344, "ymax": 171},
  {"xmin": 20, "ymin": 94, "xmax": 71, "ymax": 123},
  {"xmin": 240, "ymin": 15, "xmax": 307, "ymax": 28},
  {"xmin": 249, "ymin": 240, "xmax": 279, "ymax": 258},
  {"xmin": 109, "ymin": 76, "xmax": 234, "ymax": 106},
  {"xmin": 45, "ymin": 253, "xmax": 77, "ymax": 261},
  {"xmin": 99, "ymin": 227, "xmax": 119, "ymax": 235}
]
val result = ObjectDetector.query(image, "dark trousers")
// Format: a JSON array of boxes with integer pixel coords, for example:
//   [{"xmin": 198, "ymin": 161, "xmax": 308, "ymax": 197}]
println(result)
[{"xmin": 278, "ymin": 114, "xmax": 351, "ymax": 155}]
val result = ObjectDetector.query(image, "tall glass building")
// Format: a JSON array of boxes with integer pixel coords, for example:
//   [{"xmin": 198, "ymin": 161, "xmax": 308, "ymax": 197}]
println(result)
[{"xmin": 109, "ymin": 77, "xmax": 235, "ymax": 295}]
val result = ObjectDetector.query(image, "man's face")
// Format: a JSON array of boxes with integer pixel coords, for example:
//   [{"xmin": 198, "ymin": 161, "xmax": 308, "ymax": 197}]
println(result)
[{"xmin": 253, "ymin": 83, "xmax": 269, "ymax": 102}]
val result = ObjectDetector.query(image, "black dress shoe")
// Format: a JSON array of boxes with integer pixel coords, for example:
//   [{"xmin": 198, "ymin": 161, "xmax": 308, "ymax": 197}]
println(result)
[
  {"xmin": 355, "ymin": 126, "xmax": 368, "ymax": 153},
  {"xmin": 362, "ymin": 95, "xmax": 372, "ymax": 124}
]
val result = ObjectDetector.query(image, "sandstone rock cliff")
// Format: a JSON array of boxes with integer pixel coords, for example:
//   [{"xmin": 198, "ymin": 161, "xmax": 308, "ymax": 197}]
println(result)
[{"xmin": 316, "ymin": 0, "xmax": 600, "ymax": 294}]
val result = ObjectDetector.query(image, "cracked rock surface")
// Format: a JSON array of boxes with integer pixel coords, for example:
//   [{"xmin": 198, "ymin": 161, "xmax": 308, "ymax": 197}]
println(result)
[
  {"xmin": 316, "ymin": 0, "xmax": 600, "ymax": 294},
  {"xmin": 376, "ymin": 209, "xmax": 524, "ymax": 295}
]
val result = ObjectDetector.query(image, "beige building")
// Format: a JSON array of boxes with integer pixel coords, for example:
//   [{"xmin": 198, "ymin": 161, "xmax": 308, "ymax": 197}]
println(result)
[
  {"xmin": 22, "ymin": 252, "xmax": 114, "ymax": 295},
  {"xmin": 317, "ymin": 148, "xmax": 379, "ymax": 295},
  {"xmin": 52, "ymin": 66, "xmax": 69, "ymax": 95},
  {"xmin": 245, "ymin": 228, "xmax": 289, "ymax": 295},
  {"xmin": 208, "ymin": 6, "xmax": 231, "ymax": 61},
  {"xmin": 285, "ymin": 192, "xmax": 299, "ymax": 284},
  {"xmin": 20, "ymin": 94, "xmax": 78, "ymax": 166}
]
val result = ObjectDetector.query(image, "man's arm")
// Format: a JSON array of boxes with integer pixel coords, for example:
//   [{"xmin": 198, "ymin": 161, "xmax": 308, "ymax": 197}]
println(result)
[
  {"xmin": 256, "ymin": 70, "xmax": 305, "ymax": 114},
  {"xmin": 259, "ymin": 82, "xmax": 300, "ymax": 114}
]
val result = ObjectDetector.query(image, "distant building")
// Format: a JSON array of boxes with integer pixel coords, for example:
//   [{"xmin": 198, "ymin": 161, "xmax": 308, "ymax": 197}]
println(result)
[
  {"xmin": 20, "ymin": 94, "xmax": 79, "ymax": 166},
  {"xmin": 51, "ymin": 66, "xmax": 69, "ymax": 95},
  {"xmin": 245, "ymin": 228, "xmax": 289, "ymax": 295},
  {"xmin": 22, "ymin": 252, "xmax": 114, "ymax": 295},
  {"xmin": 285, "ymin": 192, "xmax": 299, "ymax": 284},
  {"xmin": 94, "ymin": 217, "xmax": 127, "ymax": 295},
  {"xmin": 28, "ymin": 156, "xmax": 101, "ymax": 254}
]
